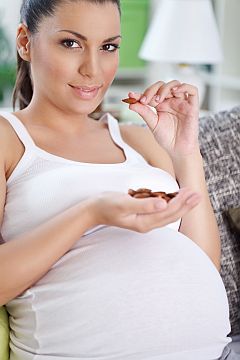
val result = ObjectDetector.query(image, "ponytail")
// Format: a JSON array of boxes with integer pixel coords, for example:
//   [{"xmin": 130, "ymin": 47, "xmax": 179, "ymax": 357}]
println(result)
[{"xmin": 12, "ymin": 52, "xmax": 33, "ymax": 110}]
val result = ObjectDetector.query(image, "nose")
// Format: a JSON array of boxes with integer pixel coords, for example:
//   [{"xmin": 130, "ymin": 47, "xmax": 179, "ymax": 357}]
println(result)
[{"xmin": 78, "ymin": 49, "xmax": 99, "ymax": 78}]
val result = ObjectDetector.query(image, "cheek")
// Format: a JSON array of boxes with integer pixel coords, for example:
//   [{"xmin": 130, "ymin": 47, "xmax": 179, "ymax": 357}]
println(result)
[
  {"xmin": 42, "ymin": 57, "xmax": 70, "ymax": 81},
  {"xmin": 102, "ymin": 56, "xmax": 119, "ymax": 85},
  {"xmin": 32, "ymin": 45, "xmax": 73, "ymax": 83}
]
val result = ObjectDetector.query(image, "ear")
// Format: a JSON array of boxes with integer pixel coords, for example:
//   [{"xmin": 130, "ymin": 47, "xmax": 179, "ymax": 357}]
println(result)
[{"xmin": 16, "ymin": 23, "xmax": 31, "ymax": 62}]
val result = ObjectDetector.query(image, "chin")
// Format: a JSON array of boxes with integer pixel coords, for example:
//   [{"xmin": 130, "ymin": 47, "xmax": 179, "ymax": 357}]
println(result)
[
  {"xmin": 59, "ymin": 89, "xmax": 105, "ymax": 115},
  {"xmin": 66, "ymin": 102, "xmax": 100, "ymax": 116}
]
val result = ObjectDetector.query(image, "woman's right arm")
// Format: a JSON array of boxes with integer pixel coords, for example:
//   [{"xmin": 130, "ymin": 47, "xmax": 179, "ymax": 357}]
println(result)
[
  {"xmin": 0, "ymin": 122, "xmax": 97, "ymax": 305},
  {"xmin": 0, "ymin": 120, "xmax": 200, "ymax": 305},
  {"xmin": 0, "ymin": 186, "xmax": 199, "ymax": 306},
  {"xmin": 0, "ymin": 190, "xmax": 97, "ymax": 306}
]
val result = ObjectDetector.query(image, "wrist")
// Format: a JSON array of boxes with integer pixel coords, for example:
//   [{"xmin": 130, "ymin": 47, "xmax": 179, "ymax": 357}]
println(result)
[
  {"xmin": 172, "ymin": 148, "xmax": 203, "ymax": 169},
  {"xmin": 82, "ymin": 196, "xmax": 105, "ymax": 227},
  {"xmin": 75, "ymin": 197, "xmax": 102, "ymax": 229},
  {"xmin": 172, "ymin": 150, "xmax": 206, "ymax": 187}
]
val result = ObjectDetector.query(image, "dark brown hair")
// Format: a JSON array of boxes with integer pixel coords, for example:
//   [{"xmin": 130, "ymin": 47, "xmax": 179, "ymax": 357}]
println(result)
[{"xmin": 12, "ymin": 0, "xmax": 121, "ymax": 110}]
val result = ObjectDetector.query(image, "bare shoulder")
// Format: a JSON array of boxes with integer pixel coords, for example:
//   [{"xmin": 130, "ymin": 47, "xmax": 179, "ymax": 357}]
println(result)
[
  {"xmin": 0, "ymin": 115, "xmax": 13, "ymax": 226},
  {"xmin": 119, "ymin": 123, "xmax": 175, "ymax": 178},
  {"xmin": 0, "ymin": 115, "xmax": 24, "ymax": 179},
  {"xmin": 0, "ymin": 115, "xmax": 14, "ymax": 155},
  {"xmin": 0, "ymin": 114, "xmax": 20, "ymax": 150}
]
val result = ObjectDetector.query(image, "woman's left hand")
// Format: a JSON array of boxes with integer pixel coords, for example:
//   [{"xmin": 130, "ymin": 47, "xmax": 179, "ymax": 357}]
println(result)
[{"xmin": 127, "ymin": 80, "xmax": 200, "ymax": 158}]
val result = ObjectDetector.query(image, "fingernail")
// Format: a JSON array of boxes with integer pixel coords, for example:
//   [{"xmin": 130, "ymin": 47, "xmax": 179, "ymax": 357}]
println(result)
[
  {"xmin": 155, "ymin": 95, "xmax": 160, "ymax": 102},
  {"xmin": 140, "ymin": 96, "xmax": 147, "ymax": 103}
]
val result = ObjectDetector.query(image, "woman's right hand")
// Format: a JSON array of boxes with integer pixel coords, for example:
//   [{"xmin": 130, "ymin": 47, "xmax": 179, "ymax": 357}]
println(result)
[{"xmin": 89, "ymin": 188, "xmax": 201, "ymax": 233}]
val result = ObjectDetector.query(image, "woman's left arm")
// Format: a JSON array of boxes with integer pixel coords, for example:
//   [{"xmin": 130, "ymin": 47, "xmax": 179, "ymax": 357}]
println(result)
[
  {"xmin": 172, "ymin": 150, "xmax": 221, "ymax": 270},
  {"xmin": 126, "ymin": 80, "xmax": 221, "ymax": 270}
]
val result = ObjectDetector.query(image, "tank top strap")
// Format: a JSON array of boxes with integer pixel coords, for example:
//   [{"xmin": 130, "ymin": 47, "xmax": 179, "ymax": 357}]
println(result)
[
  {"xmin": 0, "ymin": 111, "xmax": 36, "ymax": 149},
  {"xmin": 104, "ymin": 113, "xmax": 148, "ymax": 165},
  {"xmin": 102, "ymin": 113, "xmax": 126, "ymax": 146}
]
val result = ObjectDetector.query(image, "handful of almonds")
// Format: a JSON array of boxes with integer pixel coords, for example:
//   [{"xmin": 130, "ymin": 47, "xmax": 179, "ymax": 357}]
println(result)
[{"xmin": 128, "ymin": 188, "xmax": 178, "ymax": 202}]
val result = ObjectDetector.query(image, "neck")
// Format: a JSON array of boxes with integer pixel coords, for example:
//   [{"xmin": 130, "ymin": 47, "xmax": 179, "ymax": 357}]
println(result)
[{"xmin": 15, "ymin": 97, "xmax": 97, "ymax": 135}]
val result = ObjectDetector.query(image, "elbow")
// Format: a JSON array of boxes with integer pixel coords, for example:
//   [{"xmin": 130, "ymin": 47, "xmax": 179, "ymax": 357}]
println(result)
[
  {"xmin": 213, "ymin": 260, "xmax": 221, "ymax": 272},
  {"xmin": 0, "ymin": 285, "xmax": 27, "ymax": 306},
  {"xmin": 0, "ymin": 296, "xmax": 9, "ymax": 307},
  {"xmin": 209, "ymin": 251, "xmax": 221, "ymax": 272}
]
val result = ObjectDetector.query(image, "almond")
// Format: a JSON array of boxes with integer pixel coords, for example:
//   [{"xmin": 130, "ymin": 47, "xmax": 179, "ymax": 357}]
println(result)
[{"xmin": 122, "ymin": 98, "xmax": 138, "ymax": 104}]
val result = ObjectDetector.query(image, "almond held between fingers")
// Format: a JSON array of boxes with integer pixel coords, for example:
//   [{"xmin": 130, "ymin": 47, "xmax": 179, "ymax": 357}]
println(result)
[{"xmin": 122, "ymin": 98, "xmax": 139, "ymax": 104}]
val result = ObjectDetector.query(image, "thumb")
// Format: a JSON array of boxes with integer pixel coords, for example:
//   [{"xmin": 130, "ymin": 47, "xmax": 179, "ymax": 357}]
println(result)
[
  {"xmin": 129, "ymin": 102, "xmax": 157, "ymax": 131},
  {"xmin": 130, "ymin": 196, "xmax": 167, "ymax": 214}
]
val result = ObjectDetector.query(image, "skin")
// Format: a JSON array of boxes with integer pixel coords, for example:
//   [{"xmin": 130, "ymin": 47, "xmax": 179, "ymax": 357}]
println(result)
[
  {"xmin": 0, "ymin": 0, "xmax": 221, "ymax": 305},
  {"xmin": 17, "ymin": 1, "xmax": 121, "ymax": 125},
  {"xmin": 11, "ymin": 1, "xmax": 125, "ymax": 166},
  {"xmin": 125, "ymin": 81, "xmax": 221, "ymax": 269}
]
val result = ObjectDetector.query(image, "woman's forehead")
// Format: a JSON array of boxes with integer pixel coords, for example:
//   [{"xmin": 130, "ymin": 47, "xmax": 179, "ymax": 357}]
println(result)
[{"xmin": 39, "ymin": 1, "xmax": 121, "ymax": 37}]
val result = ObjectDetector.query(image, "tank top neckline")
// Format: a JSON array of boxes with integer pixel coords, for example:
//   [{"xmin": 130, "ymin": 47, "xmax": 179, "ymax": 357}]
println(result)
[{"xmin": 5, "ymin": 111, "xmax": 131, "ymax": 167}]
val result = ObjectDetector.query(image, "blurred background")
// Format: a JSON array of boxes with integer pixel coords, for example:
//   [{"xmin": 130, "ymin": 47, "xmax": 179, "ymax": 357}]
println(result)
[{"xmin": 0, "ymin": 0, "xmax": 239, "ymax": 123}]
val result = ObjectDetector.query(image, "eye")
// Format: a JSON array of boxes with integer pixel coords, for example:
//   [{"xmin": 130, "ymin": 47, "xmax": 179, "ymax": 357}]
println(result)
[
  {"xmin": 102, "ymin": 44, "xmax": 120, "ymax": 52},
  {"xmin": 61, "ymin": 39, "xmax": 81, "ymax": 49}
]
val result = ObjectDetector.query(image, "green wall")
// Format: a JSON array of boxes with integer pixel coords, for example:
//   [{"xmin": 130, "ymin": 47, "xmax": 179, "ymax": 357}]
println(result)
[{"xmin": 119, "ymin": 0, "xmax": 149, "ymax": 69}]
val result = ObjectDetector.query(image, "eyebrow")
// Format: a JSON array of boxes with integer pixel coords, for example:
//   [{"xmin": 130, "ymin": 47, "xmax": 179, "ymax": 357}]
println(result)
[{"xmin": 58, "ymin": 30, "xmax": 122, "ymax": 43}]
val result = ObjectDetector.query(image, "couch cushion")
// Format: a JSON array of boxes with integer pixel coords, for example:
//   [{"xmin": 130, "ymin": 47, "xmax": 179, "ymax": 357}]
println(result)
[
  {"xmin": 226, "ymin": 207, "xmax": 240, "ymax": 235},
  {"xmin": 199, "ymin": 106, "xmax": 240, "ymax": 336},
  {"xmin": 0, "ymin": 306, "xmax": 9, "ymax": 360}
]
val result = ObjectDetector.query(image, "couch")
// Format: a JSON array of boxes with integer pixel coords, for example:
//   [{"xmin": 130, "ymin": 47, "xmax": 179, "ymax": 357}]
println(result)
[
  {"xmin": 199, "ymin": 106, "xmax": 240, "ymax": 336},
  {"xmin": 0, "ymin": 106, "xmax": 240, "ymax": 359},
  {"xmin": 198, "ymin": 105, "xmax": 240, "ymax": 354}
]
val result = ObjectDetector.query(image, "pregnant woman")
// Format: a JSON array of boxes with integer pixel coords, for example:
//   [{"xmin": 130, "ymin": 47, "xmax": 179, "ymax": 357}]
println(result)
[{"xmin": 0, "ymin": 0, "xmax": 235, "ymax": 359}]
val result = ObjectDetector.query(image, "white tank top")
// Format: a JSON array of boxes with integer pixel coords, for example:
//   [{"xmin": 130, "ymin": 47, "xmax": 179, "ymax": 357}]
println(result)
[{"xmin": 0, "ymin": 111, "xmax": 231, "ymax": 360}]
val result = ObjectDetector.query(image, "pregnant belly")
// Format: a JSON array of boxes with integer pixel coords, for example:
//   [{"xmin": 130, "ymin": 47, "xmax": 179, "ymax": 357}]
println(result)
[{"xmin": 8, "ymin": 227, "xmax": 231, "ymax": 359}]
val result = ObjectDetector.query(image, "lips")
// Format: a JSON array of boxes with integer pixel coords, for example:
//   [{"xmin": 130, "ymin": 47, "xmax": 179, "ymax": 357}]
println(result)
[
  {"xmin": 69, "ymin": 84, "xmax": 102, "ymax": 100},
  {"xmin": 71, "ymin": 85, "xmax": 101, "ymax": 91}
]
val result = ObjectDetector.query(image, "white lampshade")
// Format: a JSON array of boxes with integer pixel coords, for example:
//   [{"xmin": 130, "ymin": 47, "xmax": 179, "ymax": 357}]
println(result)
[{"xmin": 139, "ymin": 0, "xmax": 223, "ymax": 64}]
